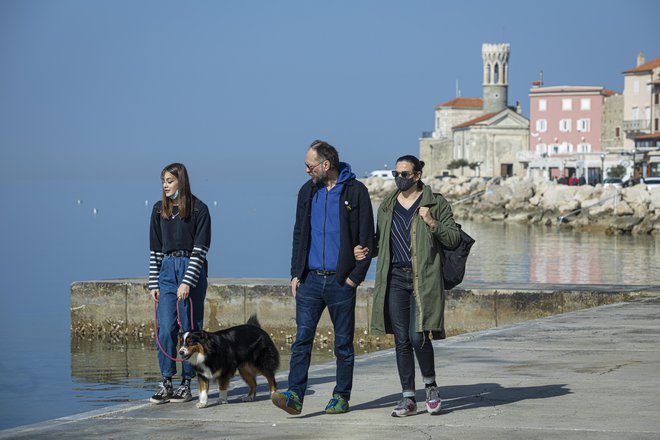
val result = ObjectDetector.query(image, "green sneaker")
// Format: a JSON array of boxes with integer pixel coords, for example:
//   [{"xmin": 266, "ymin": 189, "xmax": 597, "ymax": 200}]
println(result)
[
  {"xmin": 325, "ymin": 394, "xmax": 349, "ymax": 414},
  {"xmin": 271, "ymin": 390, "xmax": 302, "ymax": 415}
]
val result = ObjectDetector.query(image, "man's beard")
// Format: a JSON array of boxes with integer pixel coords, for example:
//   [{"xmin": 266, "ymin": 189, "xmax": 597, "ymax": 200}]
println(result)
[{"xmin": 311, "ymin": 168, "xmax": 328, "ymax": 184}]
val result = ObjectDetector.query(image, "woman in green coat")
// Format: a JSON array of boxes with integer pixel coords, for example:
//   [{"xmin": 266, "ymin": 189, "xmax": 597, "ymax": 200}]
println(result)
[{"xmin": 355, "ymin": 155, "xmax": 460, "ymax": 417}]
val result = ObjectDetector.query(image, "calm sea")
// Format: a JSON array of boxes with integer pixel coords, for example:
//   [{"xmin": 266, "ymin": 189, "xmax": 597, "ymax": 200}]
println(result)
[{"xmin": 0, "ymin": 178, "xmax": 658, "ymax": 430}]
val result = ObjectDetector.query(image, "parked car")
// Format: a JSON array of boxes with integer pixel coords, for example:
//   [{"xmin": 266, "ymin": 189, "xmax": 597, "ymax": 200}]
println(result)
[
  {"xmin": 434, "ymin": 174, "xmax": 457, "ymax": 180},
  {"xmin": 642, "ymin": 177, "xmax": 660, "ymax": 191},
  {"xmin": 367, "ymin": 169, "xmax": 394, "ymax": 180},
  {"xmin": 602, "ymin": 177, "xmax": 623, "ymax": 189}
]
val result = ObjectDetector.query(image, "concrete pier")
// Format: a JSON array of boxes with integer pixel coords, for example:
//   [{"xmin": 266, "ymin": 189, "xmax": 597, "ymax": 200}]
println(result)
[
  {"xmin": 5, "ymin": 293, "xmax": 660, "ymax": 439},
  {"xmin": 71, "ymin": 278, "xmax": 659, "ymax": 343}
]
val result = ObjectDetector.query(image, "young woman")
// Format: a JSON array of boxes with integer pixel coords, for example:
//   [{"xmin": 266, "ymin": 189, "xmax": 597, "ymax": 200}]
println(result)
[
  {"xmin": 148, "ymin": 163, "xmax": 211, "ymax": 404},
  {"xmin": 355, "ymin": 155, "xmax": 460, "ymax": 416}
]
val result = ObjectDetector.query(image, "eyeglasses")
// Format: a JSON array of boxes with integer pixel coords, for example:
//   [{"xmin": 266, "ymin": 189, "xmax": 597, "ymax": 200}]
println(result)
[
  {"xmin": 392, "ymin": 170, "xmax": 417, "ymax": 178},
  {"xmin": 305, "ymin": 161, "xmax": 324, "ymax": 171}
]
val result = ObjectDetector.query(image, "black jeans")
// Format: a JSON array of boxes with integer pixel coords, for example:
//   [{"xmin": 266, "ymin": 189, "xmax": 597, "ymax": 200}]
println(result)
[{"xmin": 388, "ymin": 267, "xmax": 435, "ymax": 394}]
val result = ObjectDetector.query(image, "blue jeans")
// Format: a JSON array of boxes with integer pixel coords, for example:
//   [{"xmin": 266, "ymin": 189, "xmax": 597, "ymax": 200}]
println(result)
[
  {"xmin": 288, "ymin": 272, "xmax": 356, "ymax": 400},
  {"xmin": 388, "ymin": 267, "xmax": 435, "ymax": 394},
  {"xmin": 156, "ymin": 255, "xmax": 207, "ymax": 379}
]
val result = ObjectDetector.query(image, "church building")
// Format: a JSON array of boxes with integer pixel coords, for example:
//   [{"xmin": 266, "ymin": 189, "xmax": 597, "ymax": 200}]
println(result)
[{"xmin": 420, "ymin": 43, "xmax": 529, "ymax": 178}]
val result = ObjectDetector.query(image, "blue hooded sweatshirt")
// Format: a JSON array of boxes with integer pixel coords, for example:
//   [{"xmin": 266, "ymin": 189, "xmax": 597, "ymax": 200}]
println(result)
[{"xmin": 307, "ymin": 162, "xmax": 355, "ymax": 272}]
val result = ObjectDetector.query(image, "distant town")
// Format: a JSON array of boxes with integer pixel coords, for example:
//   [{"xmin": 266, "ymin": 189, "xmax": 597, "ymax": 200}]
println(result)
[{"xmin": 418, "ymin": 43, "xmax": 659, "ymax": 186}]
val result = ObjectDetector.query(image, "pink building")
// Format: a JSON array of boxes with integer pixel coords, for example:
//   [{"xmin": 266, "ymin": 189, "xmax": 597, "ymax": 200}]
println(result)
[
  {"xmin": 529, "ymin": 86, "xmax": 615, "ymax": 157},
  {"xmin": 527, "ymin": 85, "xmax": 620, "ymax": 182}
]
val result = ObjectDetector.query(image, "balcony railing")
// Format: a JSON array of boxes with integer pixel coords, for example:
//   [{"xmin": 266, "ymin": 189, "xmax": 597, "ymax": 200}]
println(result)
[{"xmin": 623, "ymin": 119, "xmax": 650, "ymax": 132}]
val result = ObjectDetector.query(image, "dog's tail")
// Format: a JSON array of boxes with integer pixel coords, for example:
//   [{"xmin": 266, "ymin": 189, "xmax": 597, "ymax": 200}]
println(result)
[{"xmin": 246, "ymin": 314, "xmax": 261, "ymax": 328}]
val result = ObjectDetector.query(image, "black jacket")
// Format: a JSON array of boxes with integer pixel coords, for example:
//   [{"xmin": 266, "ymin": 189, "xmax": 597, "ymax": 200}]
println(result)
[{"xmin": 291, "ymin": 178, "xmax": 374, "ymax": 285}]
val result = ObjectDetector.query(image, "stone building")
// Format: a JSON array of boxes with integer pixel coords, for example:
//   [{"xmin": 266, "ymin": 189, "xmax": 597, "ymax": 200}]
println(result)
[
  {"xmin": 601, "ymin": 93, "xmax": 624, "ymax": 151},
  {"xmin": 420, "ymin": 43, "xmax": 529, "ymax": 178},
  {"xmin": 622, "ymin": 53, "xmax": 660, "ymax": 149}
]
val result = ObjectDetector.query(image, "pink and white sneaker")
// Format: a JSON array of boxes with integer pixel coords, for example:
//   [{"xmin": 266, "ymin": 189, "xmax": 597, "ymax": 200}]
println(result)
[{"xmin": 425, "ymin": 386, "xmax": 442, "ymax": 414}]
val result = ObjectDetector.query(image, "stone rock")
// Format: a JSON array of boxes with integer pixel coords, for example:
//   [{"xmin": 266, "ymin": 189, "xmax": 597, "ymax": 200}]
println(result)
[
  {"xmin": 649, "ymin": 191, "xmax": 660, "ymax": 210},
  {"xmin": 610, "ymin": 215, "xmax": 643, "ymax": 232},
  {"xmin": 540, "ymin": 186, "xmax": 577, "ymax": 211},
  {"xmin": 583, "ymin": 196, "xmax": 617, "ymax": 219},
  {"xmin": 481, "ymin": 186, "xmax": 513, "ymax": 208},
  {"xmin": 574, "ymin": 185, "xmax": 596, "ymax": 203},
  {"xmin": 557, "ymin": 199, "xmax": 580, "ymax": 214},
  {"xmin": 614, "ymin": 200, "xmax": 634, "ymax": 216},
  {"xmin": 622, "ymin": 185, "xmax": 650, "ymax": 207}
]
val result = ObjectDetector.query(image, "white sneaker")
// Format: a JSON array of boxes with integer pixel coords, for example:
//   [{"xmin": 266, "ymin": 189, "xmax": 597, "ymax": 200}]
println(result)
[{"xmin": 391, "ymin": 397, "xmax": 417, "ymax": 417}]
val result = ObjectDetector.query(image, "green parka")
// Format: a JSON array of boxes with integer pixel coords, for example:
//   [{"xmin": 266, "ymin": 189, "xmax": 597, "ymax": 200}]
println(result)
[{"xmin": 370, "ymin": 184, "xmax": 460, "ymax": 337}]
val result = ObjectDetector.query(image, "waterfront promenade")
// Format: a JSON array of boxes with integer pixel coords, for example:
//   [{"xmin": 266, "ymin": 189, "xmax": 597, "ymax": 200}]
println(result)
[{"xmin": 3, "ymin": 294, "xmax": 660, "ymax": 439}]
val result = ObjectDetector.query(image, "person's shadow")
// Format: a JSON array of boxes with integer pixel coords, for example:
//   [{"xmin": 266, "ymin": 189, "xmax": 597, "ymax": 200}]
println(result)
[
  {"xmin": 210, "ymin": 378, "xmax": 570, "ymax": 418},
  {"xmin": 351, "ymin": 383, "xmax": 571, "ymax": 414},
  {"xmin": 350, "ymin": 382, "xmax": 571, "ymax": 416}
]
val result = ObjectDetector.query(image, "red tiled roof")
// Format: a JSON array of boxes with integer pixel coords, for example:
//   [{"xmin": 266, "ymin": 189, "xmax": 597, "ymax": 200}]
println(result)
[
  {"xmin": 530, "ymin": 85, "xmax": 615, "ymax": 95},
  {"xmin": 435, "ymin": 98, "xmax": 483, "ymax": 109},
  {"xmin": 634, "ymin": 132, "xmax": 660, "ymax": 140},
  {"xmin": 452, "ymin": 111, "xmax": 500, "ymax": 129},
  {"xmin": 624, "ymin": 57, "xmax": 660, "ymax": 74}
]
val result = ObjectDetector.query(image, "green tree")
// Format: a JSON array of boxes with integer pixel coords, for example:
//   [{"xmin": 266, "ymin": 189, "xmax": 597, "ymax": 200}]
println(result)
[
  {"xmin": 447, "ymin": 159, "xmax": 481, "ymax": 176},
  {"xmin": 608, "ymin": 165, "xmax": 626, "ymax": 178},
  {"xmin": 447, "ymin": 159, "xmax": 470, "ymax": 175}
]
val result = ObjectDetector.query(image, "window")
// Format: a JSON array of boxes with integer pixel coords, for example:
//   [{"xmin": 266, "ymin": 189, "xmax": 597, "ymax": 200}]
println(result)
[
  {"xmin": 577, "ymin": 143, "xmax": 592, "ymax": 153},
  {"xmin": 558, "ymin": 143, "xmax": 574, "ymax": 154},
  {"xmin": 577, "ymin": 119, "xmax": 590, "ymax": 132},
  {"xmin": 549, "ymin": 144, "xmax": 560, "ymax": 155},
  {"xmin": 615, "ymin": 127, "xmax": 620, "ymax": 137},
  {"xmin": 536, "ymin": 119, "xmax": 547, "ymax": 132},
  {"xmin": 655, "ymin": 94, "xmax": 659, "ymax": 105},
  {"xmin": 634, "ymin": 80, "xmax": 639, "ymax": 95},
  {"xmin": 562, "ymin": 99, "xmax": 572, "ymax": 111},
  {"xmin": 560, "ymin": 119, "xmax": 572, "ymax": 132},
  {"xmin": 580, "ymin": 98, "xmax": 591, "ymax": 110},
  {"xmin": 538, "ymin": 99, "xmax": 547, "ymax": 111},
  {"xmin": 632, "ymin": 107, "xmax": 639, "ymax": 120},
  {"xmin": 535, "ymin": 143, "xmax": 547, "ymax": 155},
  {"xmin": 645, "ymin": 106, "xmax": 651, "ymax": 120}
]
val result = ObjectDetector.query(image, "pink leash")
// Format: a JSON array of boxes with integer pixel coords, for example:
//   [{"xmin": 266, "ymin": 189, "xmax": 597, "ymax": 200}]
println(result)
[{"xmin": 154, "ymin": 297, "xmax": 194, "ymax": 362}]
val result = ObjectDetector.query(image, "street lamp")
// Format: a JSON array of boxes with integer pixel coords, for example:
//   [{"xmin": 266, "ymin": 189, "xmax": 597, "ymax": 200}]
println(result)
[{"xmin": 600, "ymin": 153, "xmax": 606, "ymax": 183}]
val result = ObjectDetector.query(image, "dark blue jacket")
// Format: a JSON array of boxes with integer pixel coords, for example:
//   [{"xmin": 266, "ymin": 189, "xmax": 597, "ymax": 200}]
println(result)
[
  {"xmin": 291, "ymin": 167, "xmax": 374, "ymax": 285},
  {"xmin": 307, "ymin": 163, "xmax": 355, "ymax": 272}
]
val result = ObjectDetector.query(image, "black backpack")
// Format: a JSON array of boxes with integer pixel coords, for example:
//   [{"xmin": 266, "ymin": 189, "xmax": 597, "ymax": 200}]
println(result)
[{"xmin": 440, "ymin": 224, "xmax": 475, "ymax": 290}]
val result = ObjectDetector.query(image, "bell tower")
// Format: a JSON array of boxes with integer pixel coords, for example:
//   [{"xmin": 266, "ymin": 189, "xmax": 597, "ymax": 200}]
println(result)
[{"xmin": 482, "ymin": 43, "xmax": 510, "ymax": 113}]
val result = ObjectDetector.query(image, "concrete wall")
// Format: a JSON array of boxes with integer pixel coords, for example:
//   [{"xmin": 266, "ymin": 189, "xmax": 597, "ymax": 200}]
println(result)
[{"xmin": 71, "ymin": 278, "xmax": 657, "ymax": 343}]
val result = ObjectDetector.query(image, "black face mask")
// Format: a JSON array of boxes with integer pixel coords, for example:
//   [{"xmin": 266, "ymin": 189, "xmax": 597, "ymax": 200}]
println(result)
[{"xmin": 395, "ymin": 176, "xmax": 416, "ymax": 191}]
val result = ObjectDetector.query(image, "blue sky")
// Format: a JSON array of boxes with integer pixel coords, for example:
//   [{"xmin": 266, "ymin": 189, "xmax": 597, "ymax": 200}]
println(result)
[{"xmin": 1, "ymin": 0, "xmax": 658, "ymax": 183}]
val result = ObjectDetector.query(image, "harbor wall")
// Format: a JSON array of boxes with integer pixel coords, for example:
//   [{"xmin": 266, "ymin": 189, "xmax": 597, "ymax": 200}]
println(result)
[{"xmin": 70, "ymin": 278, "xmax": 658, "ymax": 343}]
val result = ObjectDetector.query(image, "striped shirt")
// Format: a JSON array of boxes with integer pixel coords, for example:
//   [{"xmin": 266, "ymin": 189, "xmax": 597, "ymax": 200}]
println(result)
[
  {"xmin": 149, "ymin": 199, "xmax": 211, "ymax": 290},
  {"xmin": 390, "ymin": 197, "xmax": 421, "ymax": 267}
]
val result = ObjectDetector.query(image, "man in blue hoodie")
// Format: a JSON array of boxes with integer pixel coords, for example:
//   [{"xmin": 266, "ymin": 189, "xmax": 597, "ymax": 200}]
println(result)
[{"xmin": 272, "ymin": 140, "xmax": 374, "ymax": 415}]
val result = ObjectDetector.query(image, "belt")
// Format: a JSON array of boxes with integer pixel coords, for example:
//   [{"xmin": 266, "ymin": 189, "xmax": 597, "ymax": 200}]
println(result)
[
  {"xmin": 394, "ymin": 266, "xmax": 413, "ymax": 272},
  {"xmin": 312, "ymin": 270, "xmax": 336, "ymax": 276},
  {"xmin": 166, "ymin": 250, "xmax": 191, "ymax": 257}
]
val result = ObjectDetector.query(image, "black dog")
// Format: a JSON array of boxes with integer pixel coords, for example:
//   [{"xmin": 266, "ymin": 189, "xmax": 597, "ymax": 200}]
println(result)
[{"xmin": 179, "ymin": 315, "xmax": 279, "ymax": 408}]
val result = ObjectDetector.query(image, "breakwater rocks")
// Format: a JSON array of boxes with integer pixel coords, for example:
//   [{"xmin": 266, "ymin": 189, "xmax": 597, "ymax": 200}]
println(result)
[{"xmin": 361, "ymin": 176, "xmax": 660, "ymax": 235}]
